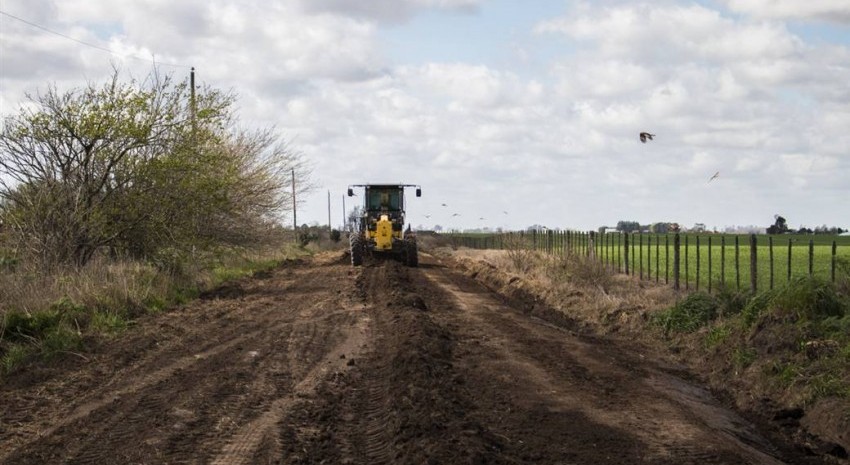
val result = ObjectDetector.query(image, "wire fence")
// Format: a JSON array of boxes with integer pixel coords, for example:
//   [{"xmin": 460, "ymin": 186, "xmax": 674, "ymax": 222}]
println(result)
[{"xmin": 447, "ymin": 231, "xmax": 849, "ymax": 293}]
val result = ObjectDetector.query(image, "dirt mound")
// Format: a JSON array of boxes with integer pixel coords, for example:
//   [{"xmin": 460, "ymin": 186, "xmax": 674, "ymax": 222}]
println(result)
[{"xmin": 271, "ymin": 260, "xmax": 506, "ymax": 464}]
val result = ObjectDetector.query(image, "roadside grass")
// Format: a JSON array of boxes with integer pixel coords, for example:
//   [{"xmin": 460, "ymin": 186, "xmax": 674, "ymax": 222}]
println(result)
[
  {"xmin": 0, "ymin": 242, "xmax": 307, "ymax": 376},
  {"xmin": 449, "ymin": 243, "xmax": 850, "ymax": 410},
  {"xmin": 654, "ymin": 275, "xmax": 850, "ymax": 405}
]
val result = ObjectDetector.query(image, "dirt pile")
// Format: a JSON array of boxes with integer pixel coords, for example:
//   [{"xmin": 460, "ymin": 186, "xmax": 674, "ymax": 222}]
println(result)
[{"xmin": 279, "ymin": 260, "xmax": 504, "ymax": 464}]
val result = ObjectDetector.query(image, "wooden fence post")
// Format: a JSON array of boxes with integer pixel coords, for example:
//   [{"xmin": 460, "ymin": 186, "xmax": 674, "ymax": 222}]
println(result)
[
  {"xmin": 735, "ymin": 235, "xmax": 740, "ymax": 291},
  {"xmin": 618, "ymin": 233, "xmax": 623, "ymax": 273},
  {"xmin": 639, "ymin": 233, "xmax": 644, "ymax": 280},
  {"xmin": 685, "ymin": 235, "xmax": 689, "ymax": 290},
  {"xmin": 832, "ymin": 241, "xmax": 837, "ymax": 282},
  {"xmin": 750, "ymin": 234, "xmax": 758, "ymax": 293},
  {"xmin": 721, "ymin": 235, "xmax": 726, "ymax": 289},
  {"xmin": 673, "ymin": 232, "xmax": 680, "ymax": 290},
  {"xmin": 787, "ymin": 238, "xmax": 792, "ymax": 282},
  {"xmin": 809, "ymin": 239, "xmax": 814, "ymax": 277},
  {"xmin": 655, "ymin": 235, "xmax": 660, "ymax": 283},
  {"xmin": 624, "ymin": 233, "xmax": 630, "ymax": 275},
  {"xmin": 665, "ymin": 235, "xmax": 669, "ymax": 284},
  {"xmin": 708, "ymin": 236, "xmax": 712, "ymax": 294},
  {"xmin": 696, "ymin": 236, "xmax": 701, "ymax": 292}
]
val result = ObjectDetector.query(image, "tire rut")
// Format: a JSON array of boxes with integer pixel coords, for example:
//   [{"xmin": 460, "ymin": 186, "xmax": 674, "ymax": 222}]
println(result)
[
  {"xmin": 0, "ymin": 256, "xmax": 366, "ymax": 465},
  {"xmin": 416, "ymin": 255, "xmax": 804, "ymax": 465}
]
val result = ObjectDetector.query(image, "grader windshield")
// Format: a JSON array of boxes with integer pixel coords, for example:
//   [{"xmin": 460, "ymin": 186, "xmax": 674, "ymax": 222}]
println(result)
[{"xmin": 366, "ymin": 187, "xmax": 402, "ymax": 212}]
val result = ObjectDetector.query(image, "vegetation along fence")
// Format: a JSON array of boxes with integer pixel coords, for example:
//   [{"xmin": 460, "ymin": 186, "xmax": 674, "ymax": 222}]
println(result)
[{"xmin": 447, "ymin": 231, "xmax": 850, "ymax": 293}]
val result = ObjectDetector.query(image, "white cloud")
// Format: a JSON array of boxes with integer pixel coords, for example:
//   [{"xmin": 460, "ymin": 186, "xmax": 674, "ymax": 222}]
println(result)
[
  {"xmin": 293, "ymin": 0, "xmax": 481, "ymax": 23},
  {"xmin": 2, "ymin": 0, "xmax": 849, "ymax": 230},
  {"xmin": 721, "ymin": 0, "xmax": 850, "ymax": 23}
]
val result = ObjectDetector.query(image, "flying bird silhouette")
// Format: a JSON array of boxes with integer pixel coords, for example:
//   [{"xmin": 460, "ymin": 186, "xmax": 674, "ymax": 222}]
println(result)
[
  {"xmin": 708, "ymin": 171, "xmax": 720, "ymax": 183},
  {"xmin": 424, "ymin": 214, "xmax": 431, "ymax": 218},
  {"xmin": 503, "ymin": 211, "xmax": 508, "ymax": 215},
  {"xmin": 479, "ymin": 217, "xmax": 485, "ymax": 220},
  {"xmin": 639, "ymin": 132, "xmax": 655, "ymax": 143},
  {"xmin": 452, "ymin": 213, "xmax": 460, "ymax": 217},
  {"xmin": 441, "ymin": 203, "xmax": 448, "ymax": 207}
]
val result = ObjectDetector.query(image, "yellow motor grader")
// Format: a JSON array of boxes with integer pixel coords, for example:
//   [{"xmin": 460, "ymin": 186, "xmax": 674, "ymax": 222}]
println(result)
[{"xmin": 347, "ymin": 184, "xmax": 420, "ymax": 267}]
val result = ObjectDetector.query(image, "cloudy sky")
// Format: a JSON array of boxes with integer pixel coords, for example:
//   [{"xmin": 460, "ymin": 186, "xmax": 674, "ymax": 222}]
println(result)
[{"xmin": 1, "ymin": 0, "xmax": 849, "ymax": 232}]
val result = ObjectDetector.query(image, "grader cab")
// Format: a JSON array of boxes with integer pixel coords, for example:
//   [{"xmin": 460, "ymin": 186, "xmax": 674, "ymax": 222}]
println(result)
[{"xmin": 347, "ymin": 184, "xmax": 420, "ymax": 267}]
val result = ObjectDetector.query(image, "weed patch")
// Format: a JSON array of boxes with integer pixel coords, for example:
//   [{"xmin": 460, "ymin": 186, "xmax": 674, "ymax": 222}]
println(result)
[{"xmin": 654, "ymin": 293, "xmax": 718, "ymax": 333}]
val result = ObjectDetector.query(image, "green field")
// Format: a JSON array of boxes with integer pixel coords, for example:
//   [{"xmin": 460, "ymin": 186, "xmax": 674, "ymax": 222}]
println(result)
[
  {"xmin": 448, "ymin": 232, "xmax": 850, "ymax": 291},
  {"xmin": 602, "ymin": 235, "xmax": 848, "ymax": 291}
]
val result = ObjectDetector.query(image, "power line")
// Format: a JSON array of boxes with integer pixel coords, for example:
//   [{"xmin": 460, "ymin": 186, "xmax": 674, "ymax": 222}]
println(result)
[{"xmin": 0, "ymin": 10, "xmax": 191, "ymax": 69}]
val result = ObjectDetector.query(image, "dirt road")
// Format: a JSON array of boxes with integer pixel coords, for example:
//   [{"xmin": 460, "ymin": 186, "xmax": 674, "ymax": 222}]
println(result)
[{"xmin": 0, "ymin": 253, "xmax": 826, "ymax": 464}]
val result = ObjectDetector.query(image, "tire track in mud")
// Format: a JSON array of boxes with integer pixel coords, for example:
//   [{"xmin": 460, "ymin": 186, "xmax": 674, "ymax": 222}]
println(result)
[
  {"xmin": 2, "ymin": 252, "xmax": 827, "ymax": 464},
  {"xmin": 415, "ymin": 254, "xmax": 803, "ymax": 465},
  {"xmin": 210, "ymin": 311, "xmax": 371, "ymax": 465},
  {"xmin": 0, "ymin": 256, "xmax": 369, "ymax": 465}
]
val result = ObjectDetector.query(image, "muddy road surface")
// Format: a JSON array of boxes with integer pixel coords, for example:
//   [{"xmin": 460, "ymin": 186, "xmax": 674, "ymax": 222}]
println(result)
[{"xmin": 0, "ymin": 253, "xmax": 825, "ymax": 464}]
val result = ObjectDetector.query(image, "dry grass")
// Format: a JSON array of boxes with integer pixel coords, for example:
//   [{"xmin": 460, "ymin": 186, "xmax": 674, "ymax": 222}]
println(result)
[
  {"xmin": 0, "ymin": 240, "xmax": 306, "ymax": 374},
  {"xmin": 0, "ymin": 259, "xmax": 166, "ymax": 318},
  {"xmin": 453, "ymin": 248, "xmax": 678, "ymax": 333},
  {"xmin": 451, "ymin": 247, "xmax": 850, "ymax": 455}
]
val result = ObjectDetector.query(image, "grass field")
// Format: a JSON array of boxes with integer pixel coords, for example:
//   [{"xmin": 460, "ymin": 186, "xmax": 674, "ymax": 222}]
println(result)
[{"xmin": 447, "ymin": 231, "xmax": 850, "ymax": 291}]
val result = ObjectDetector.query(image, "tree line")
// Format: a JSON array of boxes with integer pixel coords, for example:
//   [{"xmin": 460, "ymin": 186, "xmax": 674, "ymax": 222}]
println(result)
[{"xmin": 610, "ymin": 217, "xmax": 845, "ymax": 235}]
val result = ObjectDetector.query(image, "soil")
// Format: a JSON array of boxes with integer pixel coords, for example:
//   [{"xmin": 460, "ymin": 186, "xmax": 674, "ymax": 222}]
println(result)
[{"xmin": 0, "ymin": 252, "xmax": 833, "ymax": 464}]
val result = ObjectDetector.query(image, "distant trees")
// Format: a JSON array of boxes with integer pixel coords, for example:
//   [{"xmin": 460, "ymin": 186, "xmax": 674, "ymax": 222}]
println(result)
[
  {"xmin": 766, "ymin": 215, "xmax": 789, "ymax": 235},
  {"xmin": 616, "ymin": 220, "xmax": 641, "ymax": 233},
  {"xmin": 0, "ymin": 70, "xmax": 310, "ymax": 269},
  {"xmin": 347, "ymin": 206, "xmax": 363, "ymax": 232},
  {"xmin": 813, "ymin": 225, "xmax": 846, "ymax": 235}
]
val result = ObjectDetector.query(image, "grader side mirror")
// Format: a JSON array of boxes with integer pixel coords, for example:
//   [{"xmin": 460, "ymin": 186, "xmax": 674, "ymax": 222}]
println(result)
[
  {"xmin": 347, "ymin": 188, "xmax": 354, "ymax": 197},
  {"xmin": 416, "ymin": 188, "xmax": 421, "ymax": 197}
]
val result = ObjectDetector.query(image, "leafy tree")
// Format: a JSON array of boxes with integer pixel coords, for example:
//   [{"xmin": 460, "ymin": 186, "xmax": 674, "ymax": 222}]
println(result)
[
  {"xmin": 0, "ymin": 70, "xmax": 310, "ymax": 269},
  {"xmin": 616, "ymin": 220, "xmax": 641, "ymax": 233},
  {"xmin": 767, "ymin": 215, "xmax": 789, "ymax": 235}
]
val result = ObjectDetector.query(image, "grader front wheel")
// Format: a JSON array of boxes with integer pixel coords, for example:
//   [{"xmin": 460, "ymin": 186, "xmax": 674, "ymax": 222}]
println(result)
[
  {"xmin": 350, "ymin": 234, "xmax": 364, "ymax": 266},
  {"xmin": 404, "ymin": 238, "xmax": 418, "ymax": 267}
]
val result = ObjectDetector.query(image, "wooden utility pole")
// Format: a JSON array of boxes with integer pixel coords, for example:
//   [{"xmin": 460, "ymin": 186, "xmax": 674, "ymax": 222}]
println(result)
[
  {"xmin": 190, "ymin": 67, "xmax": 196, "ymax": 142},
  {"xmin": 342, "ymin": 195, "xmax": 346, "ymax": 232},
  {"xmin": 327, "ymin": 190, "xmax": 332, "ymax": 231},
  {"xmin": 291, "ymin": 169, "xmax": 296, "ymax": 231}
]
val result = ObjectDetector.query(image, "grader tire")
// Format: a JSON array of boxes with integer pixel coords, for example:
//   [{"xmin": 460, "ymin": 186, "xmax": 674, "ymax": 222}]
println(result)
[
  {"xmin": 404, "ymin": 239, "xmax": 418, "ymax": 268},
  {"xmin": 350, "ymin": 235, "xmax": 364, "ymax": 266}
]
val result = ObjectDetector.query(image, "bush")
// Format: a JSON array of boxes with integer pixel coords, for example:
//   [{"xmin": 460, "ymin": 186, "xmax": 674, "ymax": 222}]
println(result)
[
  {"xmin": 655, "ymin": 292, "xmax": 718, "ymax": 333},
  {"xmin": 742, "ymin": 277, "xmax": 847, "ymax": 328}
]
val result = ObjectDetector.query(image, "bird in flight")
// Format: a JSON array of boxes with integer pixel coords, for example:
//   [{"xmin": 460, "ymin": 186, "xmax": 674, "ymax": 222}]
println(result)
[
  {"xmin": 452, "ymin": 213, "xmax": 460, "ymax": 217},
  {"xmin": 424, "ymin": 214, "xmax": 431, "ymax": 218},
  {"xmin": 503, "ymin": 211, "xmax": 508, "ymax": 215},
  {"xmin": 708, "ymin": 171, "xmax": 720, "ymax": 183},
  {"xmin": 479, "ymin": 217, "xmax": 485, "ymax": 220},
  {"xmin": 441, "ymin": 203, "xmax": 448, "ymax": 207},
  {"xmin": 639, "ymin": 132, "xmax": 655, "ymax": 143}
]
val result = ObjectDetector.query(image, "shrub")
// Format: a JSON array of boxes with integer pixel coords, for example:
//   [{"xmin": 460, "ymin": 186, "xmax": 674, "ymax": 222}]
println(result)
[
  {"xmin": 743, "ymin": 278, "xmax": 847, "ymax": 328},
  {"xmin": 654, "ymin": 292, "xmax": 718, "ymax": 333}
]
